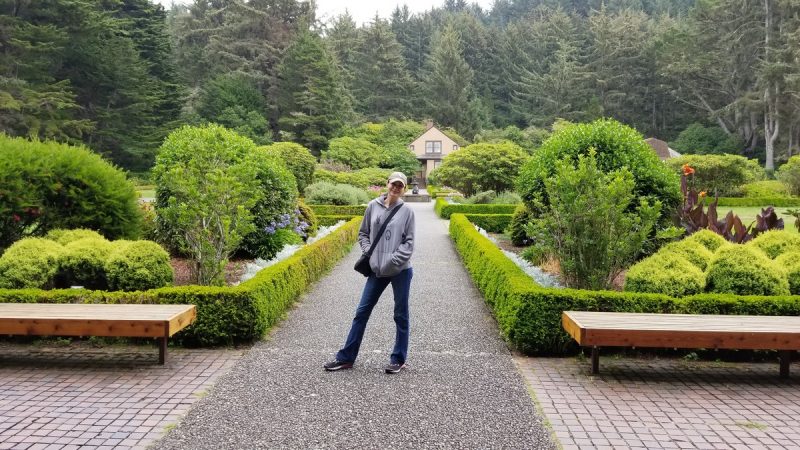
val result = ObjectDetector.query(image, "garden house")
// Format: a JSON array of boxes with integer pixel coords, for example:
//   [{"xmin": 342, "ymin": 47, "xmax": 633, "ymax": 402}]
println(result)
[{"xmin": 407, "ymin": 122, "xmax": 460, "ymax": 187}]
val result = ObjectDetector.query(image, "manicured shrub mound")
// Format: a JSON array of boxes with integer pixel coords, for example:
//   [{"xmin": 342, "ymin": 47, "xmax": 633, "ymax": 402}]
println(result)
[
  {"xmin": 46, "ymin": 228, "xmax": 106, "ymax": 246},
  {"xmin": 684, "ymin": 229, "xmax": 728, "ymax": 252},
  {"xmin": 57, "ymin": 238, "xmax": 114, "ymax": 289},
  {"xmin": 624, "ymin": 253, "xmax": 705, "ymax": 297},
  {"xmin": 105, "ymin": 241, "xmax": 173, "ymax": 291},
  {"xmin": 0, "ymin": 135, "xmax": 141, "ymax": 250},
  {"xmin": 0, "ymin": 238, "xmax": 64, "ymax": 289},
  {"xmin": 776, "ymin": 251, "xmax": 800, "ymax": 295},
  {"xmin": 659, "ymin": 239, "xmax": 714, "ymax": 270},
  {"xmin": 705, "ymin": 246, "xmax": 789, "ymax": 296},
  {"xmin": 304, "ymin": 182, "xmax": 370, "ymax": 205},
  {"xmin": 747, "ymin": 230, "xmax": 800, "ymax": 259}
]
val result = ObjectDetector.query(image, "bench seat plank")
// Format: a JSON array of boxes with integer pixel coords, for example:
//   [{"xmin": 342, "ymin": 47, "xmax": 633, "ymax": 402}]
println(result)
[{"xmin": 0, "ymin": 304, "xmax": 195, "ymax": 338}]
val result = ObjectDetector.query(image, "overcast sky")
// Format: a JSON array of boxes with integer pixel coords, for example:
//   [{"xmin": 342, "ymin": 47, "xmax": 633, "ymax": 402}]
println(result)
[{"xmin": 155, "ymin": 0, "xmax": 494, "ymax": 26}]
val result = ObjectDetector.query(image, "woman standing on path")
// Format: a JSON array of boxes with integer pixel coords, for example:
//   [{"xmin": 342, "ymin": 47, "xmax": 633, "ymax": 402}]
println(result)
[{"xmin": 324, "ymin": 172, "xmax": 416, "ymax": 374}]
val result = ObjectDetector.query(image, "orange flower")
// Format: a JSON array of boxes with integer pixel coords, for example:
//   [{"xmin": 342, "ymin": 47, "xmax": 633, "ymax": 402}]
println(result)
[
  {"xmin": 699, "ymin": 191, "xmax": 707, "ymax": 198},
  {"xmin": 682, "ymin": 164, "xmax": 695, "ymax": 176}
]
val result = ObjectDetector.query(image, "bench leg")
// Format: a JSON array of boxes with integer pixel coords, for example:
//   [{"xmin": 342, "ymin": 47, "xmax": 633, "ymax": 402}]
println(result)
[
  {"xmin": 158, "ymin": 337, "xmax": 167, "ymax": 365},
  {"xmin": 591, "ymin": 347, "xmax": 600, "ymax": 374},
  {"xmin": 779, "ymin": 350, "xmax": 792, "ymax": 378}
]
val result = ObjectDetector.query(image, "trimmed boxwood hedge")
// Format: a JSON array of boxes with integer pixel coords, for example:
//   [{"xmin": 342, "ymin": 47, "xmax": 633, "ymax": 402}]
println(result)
[
  {"xmin": 434, "ymin": 198, "xmax": 518, "ymax": 219},
  {"xmin": 0, "ymin": 217, "xmax": 362, "ymax": 347},
  {"xmin": 317, "ymin": 215, "xmax": 360, "ymax": 226},
  {"xmin": 715, "ymin": 197, "xmax": 800, "ymax": 207},
  {"xmin": 308, "ymin": 205, "xmax": 367, "ymax": 216},
  {"xmin": 463, "ymin": 214, "xmax": 513, "ymax": 233},
  {"xmin": 449, "ymin": 213, "xmax": 800, "ymax": 355}
]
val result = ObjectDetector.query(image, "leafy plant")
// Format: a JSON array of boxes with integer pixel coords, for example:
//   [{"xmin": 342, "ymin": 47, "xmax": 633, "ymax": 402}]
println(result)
[
  {"xmin": 777, "ymin": 155, "xmax": 800, "ymax": 196},
  {"xmin": 784, "ymin": 208, "xmax": 800, "ymax": 231},
  {"xmin": 436, "ymin": 142, "xmax": 529, "ymax": 197},
  {"xmin": 527, "ymin": 151, "xmax": 660, "ymax": 290},
  {"xmin": 678, "ymin": 164, "xmax": 783, "ymax": 243}
]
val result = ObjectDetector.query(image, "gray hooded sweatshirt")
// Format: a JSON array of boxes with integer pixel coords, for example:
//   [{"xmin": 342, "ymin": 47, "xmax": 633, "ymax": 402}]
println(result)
[{"xmin": 359, "ymin": 195, "xmax": 416, "ymax": 278}]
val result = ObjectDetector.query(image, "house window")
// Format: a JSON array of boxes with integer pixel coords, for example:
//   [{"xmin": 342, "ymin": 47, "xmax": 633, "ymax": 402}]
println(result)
[
  {"xmin": 453, "ymin": 144, "xmax": 459, "ymax": 151},
  {"xmin": 409, "ymin": 145, "xmax": 414, "ymax": 151},
  {"xmin": 425, "ymin": 141, "xmax": 442, "ymax": 154},
  {"xmin": 434, "ymin": 160, "xmax": 442, "ymax": 169}
]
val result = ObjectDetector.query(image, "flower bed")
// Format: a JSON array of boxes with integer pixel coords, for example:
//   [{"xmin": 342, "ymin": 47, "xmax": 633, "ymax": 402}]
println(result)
[
  {"xmin": 449, "ymin": 213, "xmax": 800, "ymax": 355},
  {"xmin": 0, "ymin": 217, "xmax": 362, "ymax": 347}
]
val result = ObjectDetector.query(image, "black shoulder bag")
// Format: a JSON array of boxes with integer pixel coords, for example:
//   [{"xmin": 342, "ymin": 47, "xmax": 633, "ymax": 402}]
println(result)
[{"xmin": 354, "ymin": 204, "xmax": 403, "ymax": 277}]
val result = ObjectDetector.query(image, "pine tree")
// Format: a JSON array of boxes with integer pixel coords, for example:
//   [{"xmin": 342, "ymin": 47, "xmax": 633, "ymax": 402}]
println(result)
[
  {"xmin": 423, "ymin": 23, "xmax": 481, "ymax": 137},
  {"xmin": 277, "ymin": 31, "xmax": 352, "ymax": 155},
  {"xmin": 353, "ymin": 16, "xmax": 416, "ymax": 121}
]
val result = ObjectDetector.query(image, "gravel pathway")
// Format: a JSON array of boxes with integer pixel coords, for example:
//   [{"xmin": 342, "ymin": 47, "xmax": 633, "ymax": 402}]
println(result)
[{"xmin": 154, "ymin": 202, "xmax": 556, "ymax": 449}]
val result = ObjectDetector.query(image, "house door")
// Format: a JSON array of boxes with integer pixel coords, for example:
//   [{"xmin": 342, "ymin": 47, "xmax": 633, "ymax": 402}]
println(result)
[{"xmin": 413, "ymin": 169, "xmax": 426, "ymax": 188}]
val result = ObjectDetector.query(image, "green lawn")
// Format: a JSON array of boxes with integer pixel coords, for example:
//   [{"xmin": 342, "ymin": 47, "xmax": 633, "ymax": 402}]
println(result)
[
  {"xmin": 724, "ymin": 206, "xmax": 799, "ymax": 234},
  {"xmin": 135, "ymin": 186, "xmax": 155, "ymax": 199}
]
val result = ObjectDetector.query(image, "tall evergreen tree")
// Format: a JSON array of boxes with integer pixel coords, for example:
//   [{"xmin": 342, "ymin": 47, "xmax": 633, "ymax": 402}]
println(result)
[
  {"xmin": 277, "ymin": 31, "xmax": 352, "ymax": 155},
  {"xmin": 353, "ymin": 16, "xmax": 416, "ymax": 121},
  {"xmin": 423, "ymin": 23, "xmax": 481, "ymax": 137},
  {"xmin": 326, "ymin": 12, "xmax": 360, "ymax": 106}
]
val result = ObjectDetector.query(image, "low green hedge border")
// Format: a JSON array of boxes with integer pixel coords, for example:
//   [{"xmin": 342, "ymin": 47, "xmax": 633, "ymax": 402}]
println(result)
[
  {"xmin": 308, "ymin": 205, "xmax": 367, "ymax": 216},
  {"xmin": 434, "ymin": 198, "xmax": 519, "ymax": 219},
  {"xmin": 449, "ymin": 213, "xmax": 800, "ymax": 355},
  {"xmin": 318, "ymin": 215, "xmax": 360, "ymax": 226},
  {"xmin": 716, "ymin": 197, "xmax": 800, "ymax": 207},
  {"xmin": 0, "ymin": 217, "xmax": 362, "ymax": 347},
  {"xmin": 463, "ymin": 214, "xmax": 513, "ymax": 233}
]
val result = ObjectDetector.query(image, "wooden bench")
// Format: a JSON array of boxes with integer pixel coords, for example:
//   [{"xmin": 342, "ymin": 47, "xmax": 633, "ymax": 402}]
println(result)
[
  {"xmin": 0, "ymin": 303, "xmax": 196, "ymax": 364},
  {"xmin": 562, "ymin": 311, "xmax": 800, "ymax": 378}
]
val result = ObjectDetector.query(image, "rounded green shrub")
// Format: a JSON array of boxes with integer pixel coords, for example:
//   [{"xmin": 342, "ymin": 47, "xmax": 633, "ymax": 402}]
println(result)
[
  {"xmin": 705, "ymin": 246, "xmax": 789, "ymax": 296},
  {"xmin": 747, "ymin": 230, "xmax": 800, "ymax": 259},
  {"xmin": 304, "ymin": 182, "xmax": 370, "ymax": 205},
  {"xmin": 312, "ymin": 167, "xmax": 390, "ymax": 188},
  {"xmin": 296, "ymin": 199, "xmax": 318, "ymax": 238},
  {"xmin": 777, "ymin": 155, "xmax": 800, "ymax": 196},
  {"xmin": 740, "ymin": 180, "xmax": 791, "ymax": 198},
  {"xmin": 322, "ymin": 137, "xmax": 382, "ymax": 170},
  {"xmin": 665, "ymin": 154, "xmax": 764, "ymax": 197},
  {"xmin": 509, "ymin": 204, "xmax": 533, "ymax": 246},
  {"xmin": 260, "ymin": 142, "xmax": 316, "ymax": 192},
  {"xmin": 624, "ymin": 252, "xmax": 705, "ymax": 297},
  {"xmin": 659, "ymin": 239, "xmax": 714, "ymax": 270},
  {"xmin": 56, "ymin": 237, "xmax": 114, "ymax": 289},
  {"xmin": 775, "ymin": 251, "xmax": 800, "ymax": 294},
  {"xmin": 0, "ymin": 135, "xmax": 141, "ymax": 250},
  {"xmin": 684, "ymin": 229, "xmax": 728, "ymax": 252},
  {"xmin": 45, "ymin": 228, "xmax": 106, "ymax": 246},
  {"xmin": 0, "ymin": 238, "xmax": 64, "ymax": 289},
  {"xmin": 241, "ymin": 149, "xmax": 299, "ymax": 259},
  {"xmin": 105, "ymin": 240, "xmax": 173, "ymax": 291},
  {"xmin": 516, "ymin": 119, "xmax": 681, "ymax": 223}
]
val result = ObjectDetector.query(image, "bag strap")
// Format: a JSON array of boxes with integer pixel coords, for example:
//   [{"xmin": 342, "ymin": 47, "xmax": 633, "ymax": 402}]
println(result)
[{"xmin": 365, "ymin": 203, "xmax": 403, "ymax": 256}]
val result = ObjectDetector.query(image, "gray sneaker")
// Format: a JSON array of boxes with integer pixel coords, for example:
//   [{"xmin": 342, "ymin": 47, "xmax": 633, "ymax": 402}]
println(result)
[{"xmin": 385, "ymin": 362, "xmax": 406, "ymax": 374}]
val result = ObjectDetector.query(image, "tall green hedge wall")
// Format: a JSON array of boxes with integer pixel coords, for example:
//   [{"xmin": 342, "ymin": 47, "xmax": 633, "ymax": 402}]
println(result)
[
  {"xmin": 449, "ymin": 214, "xmax": 800, "ymax": 355},
  {"xmin": 0, "ymin": 217, "xmax": 362, "ymax": 346}
]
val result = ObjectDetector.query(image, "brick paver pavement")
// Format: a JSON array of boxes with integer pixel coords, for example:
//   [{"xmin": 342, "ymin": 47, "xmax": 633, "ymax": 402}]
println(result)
[
  {"xmin": 0, "ymin": 342, "xmax": 244, "ymax": 449},
  {"xmin": 516, "ymin": 355, "xmax": 800, "ymax": 450}
]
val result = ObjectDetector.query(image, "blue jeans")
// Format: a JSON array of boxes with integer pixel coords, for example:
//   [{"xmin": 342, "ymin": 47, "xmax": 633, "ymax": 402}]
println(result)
[{"xmin": 336, "ymin": 267, "xmax": 413, "ymax": 365}]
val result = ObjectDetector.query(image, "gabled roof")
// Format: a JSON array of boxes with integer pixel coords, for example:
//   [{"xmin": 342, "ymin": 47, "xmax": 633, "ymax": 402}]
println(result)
[{"xmin": 645, "ymin": 138, "xmax": 682, "ymax": 160}]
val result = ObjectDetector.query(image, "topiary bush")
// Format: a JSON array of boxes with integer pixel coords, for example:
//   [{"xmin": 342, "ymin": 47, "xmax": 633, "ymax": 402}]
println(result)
[
  {"xmin": 259, "ymin": 142, "xmax": 316, "ymax": 192},
  {"xmin": 776, "ymin": 251, "xmax": 800, "ymax": 294},
  {"xmin": 241, "ymin": 149, "xmax": 299, "ymax": 259},
  {"xmin": 665, "ymin": 154, "xmax": 765, "ymax": 197},
  {"xmin": 746, "ymin": 230, "xmax": 800, "ymax": 259},
  {"xmin": 0, "ymin": 238, "xmax": 64, "ymax": 289},
  {"xmin": 624, "ymin": 253, "xmax": 706, "ymax": 297},
  {"xmin": 777, "ymin": 155, "xmax": 800, "ymax": 196},
  {"xmin": 437, "ymin": 142, "xmax": 529, "ymax": 197},
  {"xmin": 684, "ymin": 229, "xmax": 729, "ymax": 252},
  {"xmin": 296, "ymin": 199, "xmax": 318, "ymax": 239},
  {"xmin": 105, "ymin": 240, "xmax": 173, "ymax": 291},
  {"xmin": 658, "ymin": 239, "xmax": 714, "ymax": 270},
  {"xmin": 45, "ymin": 228, "xmax": 106, "ymax": 246},
  {"xmin": 0, "ymin": 135, "xmax": 141, "ymax": 251},
  {"xmin": 56, "ymin": 237, "xmax": 115, "ymax": 289},
  {"xmin": 509, "ymin": 204, "xmax": 534, "ymax": 246},
  {"xmin": 705, "ymin": 246, "xmax": 789, "ymax": 296},
  {"xmin": 516, "ymin": 119, "xmax": 681, "ymax": 224},
  {"xmin": 304, "ymin": 182, "xmax": 370, "ymax": 205},
  {"xmin": 740, "ymin": 180, "xmax": 791, "ymax": 198}
]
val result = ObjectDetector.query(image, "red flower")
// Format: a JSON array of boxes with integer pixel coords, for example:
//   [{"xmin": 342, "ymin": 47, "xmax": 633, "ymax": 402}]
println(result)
[
  {"xmin": 12, "ymin": 214, "xmax": 20, "ymax": 222},
  {"xmin": 682, "ymin": 164, "xmax": 695, "ymax": 176}
]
